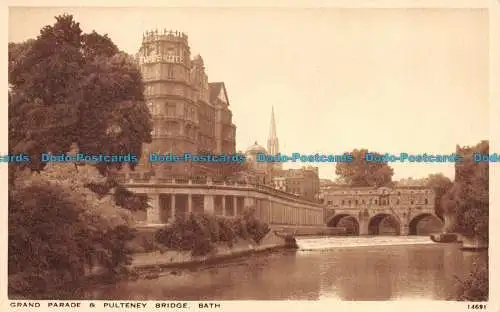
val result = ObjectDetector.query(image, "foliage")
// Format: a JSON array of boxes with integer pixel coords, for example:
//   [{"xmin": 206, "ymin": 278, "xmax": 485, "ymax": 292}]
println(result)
[
  {"xmin": 8, "ymin": 164, "xmax": 137, "ymax": 297},
  {"xmin": 155, "ymin": 209, "xmax": 270, "ymax": 256},
  {"xmin": 456, "ymin": 263, "xmax": 488, "ymax": 301},
  {"xmin": 442, "ymin": 141, "xmax": 488, "ymax": 241},
  {"xmin": 85, "ymin": 177, "xmax": 149, "ymax": 212},
  {"xmin": 8, "ymin": 14, "xmax": 152, "ymax": 174},
  {"xmin": 8, "ymin": 14, "xmax": 153, "ymax": 298},
  {"xmin": 425, "ymin": 173, "xmax": 453, "ymax": 219},
  {"xmin": 126, "ymin": 228, "xmax": 167, "ymax": 254},
  {"xmin": 335, "ymin": 149, "xmax": 394, "ymax": 187}
]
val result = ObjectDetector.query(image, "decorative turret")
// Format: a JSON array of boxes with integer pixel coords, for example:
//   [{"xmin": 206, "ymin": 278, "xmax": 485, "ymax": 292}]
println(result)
[{"xmin": 142, "ymin": 29, "xmax": 188, "ymax": 44}]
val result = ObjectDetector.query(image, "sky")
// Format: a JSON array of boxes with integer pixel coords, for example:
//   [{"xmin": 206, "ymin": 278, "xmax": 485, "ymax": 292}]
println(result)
[{"xmin": 8, "ymin": 7, "xmax": 489, "ymax": 180}]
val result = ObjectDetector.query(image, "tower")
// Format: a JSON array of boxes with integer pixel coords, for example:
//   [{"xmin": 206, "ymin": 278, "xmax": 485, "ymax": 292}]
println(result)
[
  {"xmin": 134, "ymin": 29, "xmax": 236, "ymax": 177},
  {"xmin": 138, "ymin": 29, "xmax": 196, "ymax": 175},
  {"xmin": 267, "ymin": 106, "xmax": 282, "ymax": 170}
]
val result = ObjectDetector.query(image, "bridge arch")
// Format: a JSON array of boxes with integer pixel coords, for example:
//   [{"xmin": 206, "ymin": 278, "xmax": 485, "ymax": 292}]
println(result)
[
  {"xmin": 327, "ymin": 214, "xmax": 360, "ymax": 235},
  {"xmin": 408, "ymin": 213, "xmax": 443, "ymax": 235},
  {"xmin": 368, "ymin": 213, "xmax": 401, "ymax": 235}
]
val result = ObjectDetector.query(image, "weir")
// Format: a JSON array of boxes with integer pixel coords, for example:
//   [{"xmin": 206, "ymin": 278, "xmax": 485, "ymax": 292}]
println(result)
[{"xmin": 295, "ymin": 236, "xmax": 436, "ymax": 251}]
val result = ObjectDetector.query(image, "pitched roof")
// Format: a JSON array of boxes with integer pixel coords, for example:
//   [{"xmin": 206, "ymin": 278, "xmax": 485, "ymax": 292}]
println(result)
[{"xmin": 208, "ymin": 82, "xmax": 229, "ymax": 104}]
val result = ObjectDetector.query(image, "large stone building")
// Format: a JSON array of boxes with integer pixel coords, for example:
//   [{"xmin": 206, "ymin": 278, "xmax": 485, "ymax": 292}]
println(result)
[
  {"xmin": 136, "ymin": 29, "xmax": 236, "ymax": 176},
  {"xmin": 275, "ymin": 166, "xmax": 320, "ymax": 201}
]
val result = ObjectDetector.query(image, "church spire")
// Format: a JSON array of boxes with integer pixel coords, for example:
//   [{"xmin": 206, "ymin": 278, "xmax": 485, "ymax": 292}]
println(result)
[
  {"xmin": 267, "ymin": 106, "xmax": 282, "ymax": 170},
  {"xmin": 268, "ymin": 106, "xmax": 277, "ymax": 143}
]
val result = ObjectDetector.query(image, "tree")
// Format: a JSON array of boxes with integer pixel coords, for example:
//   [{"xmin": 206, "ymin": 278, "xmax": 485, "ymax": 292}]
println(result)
[
  {"xmin": 8, "ymin": 14, "xmax": 152, "ymax": 174},
  {"xmin": 457, "ymin": 263, "xmax": 488, "ymax": 301},
  {"xmin": 425, "ymin": 173, "xmax": 453, "ymax": 219},
  {"xmin": 445, "ymin": 140, "xmax": 489, "ymax": 301},
  {"xmin": 81, "ymin": 31, "xmax": 119, "ymax": 59},
  {"xmin": 335, "ymin": 149, "xmax": 394, "ymax": 187},
  {"xmin": 443, "ymin": 141, "xmax": 488, "ymax": 241},
  {"xmin": 8, "ymin": 14, "xmax": 152, "ymax": 297},
  {"xmin": 8, "ymin": 164, "xmax": 137, "ymax": 297}
]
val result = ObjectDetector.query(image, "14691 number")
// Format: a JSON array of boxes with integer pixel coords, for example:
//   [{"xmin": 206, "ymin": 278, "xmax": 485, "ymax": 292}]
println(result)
[{"xmin": 468, "ymin": 304, "xmax": 487, "ymax": 309}]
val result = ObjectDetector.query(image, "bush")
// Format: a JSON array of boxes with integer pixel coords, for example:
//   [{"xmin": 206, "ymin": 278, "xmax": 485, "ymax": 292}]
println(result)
[
  {"xmin": 126, "ymin": 228, "xmax": 164, "ymax": 253},
  {"xmin": 241, "ymin": 209, "xmax": 271, "ymax": 244},
  {"xmin": 456, "ymin": 263, "xmax": 488, "ymax": 301},
  {"xmin": 8, "ymin": 164, "xmax": 137, "ymax": 298},
  {"xmin": 154, "ymin": 209, "xmax": 270, "ymax": 256}
]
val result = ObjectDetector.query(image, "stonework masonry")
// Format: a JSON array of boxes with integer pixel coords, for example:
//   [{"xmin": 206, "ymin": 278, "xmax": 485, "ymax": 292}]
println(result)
[
  {"xmin": 126, "ymin": 177, "xmax": 325, "ymax": 227},
  {"xmin": 323, "ymin": 186, "xmax": 442, "ymax": 235},
  {"xmin": 136, "ymin": 29, "xmax": 236, "ymax": 176}
]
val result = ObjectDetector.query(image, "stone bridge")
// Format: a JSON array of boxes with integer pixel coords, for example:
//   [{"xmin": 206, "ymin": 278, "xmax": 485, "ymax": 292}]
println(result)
[
  {"xmin": 122, "ymin": 175, "xmax": 326, "ymax": 229},
  {"xmin": 322, "ymin": 186, "xmax": 443, "ymax": 235}
]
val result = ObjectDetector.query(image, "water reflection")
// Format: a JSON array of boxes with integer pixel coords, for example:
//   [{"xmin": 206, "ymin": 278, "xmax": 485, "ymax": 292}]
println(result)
[{"xmin": 85, "ymin": 237, "xmax": 486, "ymax": 301}]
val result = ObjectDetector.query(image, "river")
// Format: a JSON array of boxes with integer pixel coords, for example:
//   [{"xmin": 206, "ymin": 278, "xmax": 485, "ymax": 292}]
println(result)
[{"xmin": 84, "ymin": 236, "xmax": 487, "ymax": 301}]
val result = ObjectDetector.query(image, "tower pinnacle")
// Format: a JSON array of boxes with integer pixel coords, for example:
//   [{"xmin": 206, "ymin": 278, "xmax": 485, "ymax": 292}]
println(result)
[{"xmin": 267, "ymin": 106, "xmax": 282, "ymax": 170}]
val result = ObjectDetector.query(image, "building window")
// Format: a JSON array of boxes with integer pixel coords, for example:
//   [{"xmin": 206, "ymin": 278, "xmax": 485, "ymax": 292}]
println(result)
[
  {"xmin": 355, "ymin": 200, "xmax": 358, "ymax": 205},
  {"xmin": 374, "ymin": 199, "xmax": 378, "ymax": 205},
  {"xmin": 167, "ymin": 65, "xmax": 174, "ymax": 79},
  {"xmin": 396, "ymin": 199, "xmax": 400, "ymax": 205},
  {"xmin": 410, "ymin": 200, "xmax": 414, "ymax": 205},
  {"xmin": 167, "ymin": 103, "xmax": 176, "ymax": 116},
  {"xmin": 341, "ymin": 200, "xmax": 345, "ymax": 205},
  {"xmin": 425, "ymin": 198, "xmax": 428, "ymax": 204}
]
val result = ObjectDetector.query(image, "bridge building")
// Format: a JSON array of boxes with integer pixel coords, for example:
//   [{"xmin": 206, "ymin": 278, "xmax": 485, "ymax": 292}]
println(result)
[{"xmin": 323, "ymin": 186, "xmax": 443, "ymax": 235}]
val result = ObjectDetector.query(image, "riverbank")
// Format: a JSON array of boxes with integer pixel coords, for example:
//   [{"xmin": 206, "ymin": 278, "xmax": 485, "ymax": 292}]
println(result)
[
  {"xmin": 129, "ymin": 230, "xmax": 289, "ymax": 275},
  {"xmin": 460, "ymin": 235, "xmax": 488, "ymax": 251}
]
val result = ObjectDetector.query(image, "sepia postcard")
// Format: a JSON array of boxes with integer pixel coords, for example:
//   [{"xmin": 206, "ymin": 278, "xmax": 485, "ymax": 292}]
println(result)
[{"xmin": 2, "ymin": 1, "xmax": 499, "ymax": 312}]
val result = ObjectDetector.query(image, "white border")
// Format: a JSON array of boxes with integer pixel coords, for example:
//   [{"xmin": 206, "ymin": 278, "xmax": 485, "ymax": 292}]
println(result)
[{"xmin": 1, "ymin": 1, "xmax": 498, "ymax": 311}]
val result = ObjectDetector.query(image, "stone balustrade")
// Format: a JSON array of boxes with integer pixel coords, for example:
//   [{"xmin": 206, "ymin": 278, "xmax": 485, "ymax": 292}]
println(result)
[{"xmin": 122, "ymin": 174, "xmax": 326, "ymax": 228}]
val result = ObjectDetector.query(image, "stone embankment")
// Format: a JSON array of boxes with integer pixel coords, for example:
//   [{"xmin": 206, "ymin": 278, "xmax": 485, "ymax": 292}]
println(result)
[
  {"xmin": 460, "ymin": 235, "xmax": 488, "ymax": 251},
  {"xmin": 129, "ymin": 230, "xmax": 291, "ymax": 274},
  {"xmin": 128, "ymin": 225, "xmax": 346, "ymax": 277}
]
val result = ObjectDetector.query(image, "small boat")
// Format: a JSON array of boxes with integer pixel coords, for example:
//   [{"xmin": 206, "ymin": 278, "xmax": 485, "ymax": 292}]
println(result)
[{"xmin": 430, "ymin": 233, "xmax": 458, "ymax": 243}]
